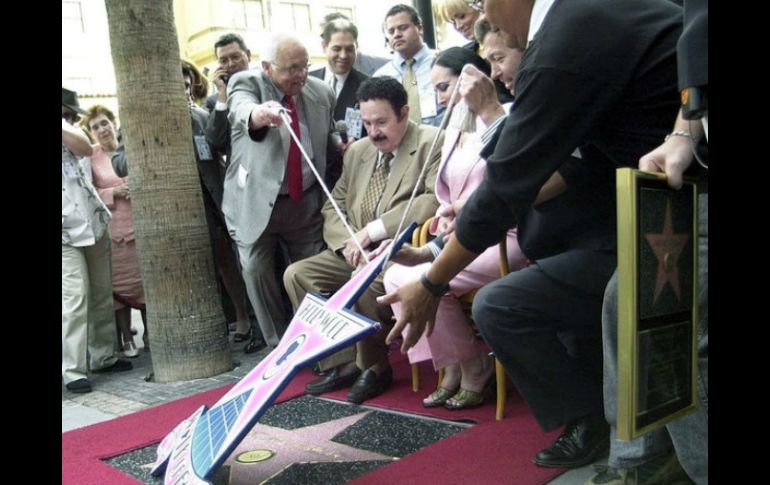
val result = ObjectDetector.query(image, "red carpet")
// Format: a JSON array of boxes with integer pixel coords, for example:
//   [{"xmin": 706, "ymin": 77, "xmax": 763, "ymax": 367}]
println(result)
[{"xmin": 62, "ymin": 348, "xmax": 566, "ymax": 484}]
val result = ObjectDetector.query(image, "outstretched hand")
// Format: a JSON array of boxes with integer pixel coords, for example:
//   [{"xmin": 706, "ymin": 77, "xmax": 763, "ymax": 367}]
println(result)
[
  {"xmin": 368, "ymin": 239, "xmax": 434, "ymax": 267},
  {"xmin": 378, "ymin": 278, "xmax": 441, "ymax": 354}
]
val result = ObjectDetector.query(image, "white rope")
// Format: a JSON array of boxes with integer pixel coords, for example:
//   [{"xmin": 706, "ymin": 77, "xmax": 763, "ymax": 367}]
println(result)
[{"xmin": 278, "ymin": 108, "xmax": 370, "ymax": 263}]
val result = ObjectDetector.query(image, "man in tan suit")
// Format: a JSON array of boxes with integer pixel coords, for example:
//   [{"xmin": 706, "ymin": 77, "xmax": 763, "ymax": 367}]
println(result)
[{"xmin": 284, "ymin": 76, "xmax": 442, "ymax": 404}]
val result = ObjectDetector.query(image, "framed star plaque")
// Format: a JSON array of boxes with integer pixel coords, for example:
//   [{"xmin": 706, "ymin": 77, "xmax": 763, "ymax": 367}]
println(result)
[{"xmin": 616, "ymin": 168, "xmax": 698, "ymax": 441}]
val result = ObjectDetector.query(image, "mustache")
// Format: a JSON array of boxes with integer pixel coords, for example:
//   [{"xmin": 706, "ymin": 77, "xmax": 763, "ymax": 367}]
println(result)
[{"xmin": 371, "ymin": 134, "xmax": 387, "ymax": 142}]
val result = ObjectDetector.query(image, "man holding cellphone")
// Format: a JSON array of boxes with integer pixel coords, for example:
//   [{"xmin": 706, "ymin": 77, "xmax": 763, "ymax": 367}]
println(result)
[{"xmin": 205, "ymin": 33, "xmax": 252, "ymax": 162}]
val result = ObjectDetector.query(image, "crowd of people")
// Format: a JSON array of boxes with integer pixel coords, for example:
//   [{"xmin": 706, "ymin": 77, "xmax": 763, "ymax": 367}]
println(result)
[{"xmin": 63, "ymin": 1, "xmax": 707, "ymax": 482}]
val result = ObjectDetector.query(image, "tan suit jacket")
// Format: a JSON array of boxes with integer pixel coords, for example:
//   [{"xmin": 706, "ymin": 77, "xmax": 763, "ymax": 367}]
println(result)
[{"xmin": 323, "ymin": 121, "xmax": 443, "ymax": 251}]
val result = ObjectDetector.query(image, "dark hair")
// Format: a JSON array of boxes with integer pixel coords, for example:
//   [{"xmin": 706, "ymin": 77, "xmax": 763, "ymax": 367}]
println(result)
[
  {"xmin": 384, "ymin": 4, "xmax": 422, "ymax": 29},
  {"xmin": 357, "ymin": 76, "xmax": 408, "ymax": 117},
  {"xmin": 321, "ymin": 18, "xmax": 359, "ymax": 44},
  {"xmin": 214, "ymin": 33, "xmax": 248, "ymax": 55},
  {"xmin": 322, "ymin": 12, "xmax": 349, "ymax": 25},
  {"xmin": 181, "ymin": 60, "xmax": 209, "ymax": 101},
  {"xmin": 434, "ymin": 46, "xmax": 490, "ymax": 77},
  {"xmin": 474, "ymin": 17, "xmax": 493, "ymax": 44}
]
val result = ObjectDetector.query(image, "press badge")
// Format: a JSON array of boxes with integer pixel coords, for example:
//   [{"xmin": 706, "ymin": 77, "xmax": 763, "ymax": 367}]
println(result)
[
  {"xmin": 419, "ymin": 85, "xmax": 438, "ymax": 119},
  {"xmin": 344, "ymin": 107, "xmax": 363, "ymax": 140},
  {"xmin": 194, "ymin": 135, "xmax": 213, "ymax": 161}
]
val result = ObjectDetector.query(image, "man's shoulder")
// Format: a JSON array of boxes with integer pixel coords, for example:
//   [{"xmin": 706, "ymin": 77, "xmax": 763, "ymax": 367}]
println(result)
[
  {"xmin": 309, "ymin": 67, "xmax": 325, "ymax": 80},
  {"xmin": 304, "ymin": 76, "xmax": 335, "ymax": 103}
]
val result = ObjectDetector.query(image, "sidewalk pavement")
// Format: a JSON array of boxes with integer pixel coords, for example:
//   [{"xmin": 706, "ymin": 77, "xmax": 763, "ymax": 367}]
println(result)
[{"xmin": 61, "ymin": 310, "xmax": 602, "ymax": 484}]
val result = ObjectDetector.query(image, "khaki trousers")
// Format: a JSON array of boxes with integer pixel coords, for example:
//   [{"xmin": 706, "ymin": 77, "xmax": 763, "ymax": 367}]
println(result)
[
  {"xmin": 283, "ymin": 249, "xmax": 393, "ymax": 371},
  {"xmin": 62, "ymin": 235, "xmax": 119, "ymax": 383}
]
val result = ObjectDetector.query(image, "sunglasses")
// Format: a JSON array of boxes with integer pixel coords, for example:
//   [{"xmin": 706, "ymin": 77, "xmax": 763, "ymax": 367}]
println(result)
[
  {"xmin": 62, "ymin": 111, "xmax": 80, "ymax": 124},
  {"xmin": 467, "ymin": 0, "xmax": 484, "ymax": 13}
]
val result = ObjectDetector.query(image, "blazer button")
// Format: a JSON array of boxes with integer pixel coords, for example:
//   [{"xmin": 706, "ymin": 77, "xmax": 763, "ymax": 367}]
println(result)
[{"xmin": 268, "ymin": 202, "xmax": 274, "ymax": 208}]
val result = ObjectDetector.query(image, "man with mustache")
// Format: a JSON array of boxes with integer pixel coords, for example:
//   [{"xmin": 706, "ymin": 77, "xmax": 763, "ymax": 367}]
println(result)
[{"xmin": 284, "ymin": 76, "xmax": 442, "ymax": 404}]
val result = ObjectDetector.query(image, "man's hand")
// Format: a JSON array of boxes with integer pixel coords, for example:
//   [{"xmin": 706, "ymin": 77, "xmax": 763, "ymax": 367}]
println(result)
[
  {"xmin": 459, "ymin": 65, "xmax": 505, "ymax": 125},
  {"xmin": 638, "ymin": 135, "xmax": 695, "ymax": 190},
  {"xmin": 249, "ymin": 101, "xmax": 285, "ymax": 130},
  {"xmin": 367, "ymin": 240, "xmax": 434, "ymax": 266},
  {"xmin": 639, "ymin": 109, "xmax": 702, "ymax": 190},
  {"xmin": 212, "ymin": 67, "xmax": 229, "ymax": 102},
  {"xmin": 379, "ymin": 278, "xmax": 441, "ymax": 353},
  {"xmin": 342, "ymin": 228, "xmax": 372, "ymax": 267}
]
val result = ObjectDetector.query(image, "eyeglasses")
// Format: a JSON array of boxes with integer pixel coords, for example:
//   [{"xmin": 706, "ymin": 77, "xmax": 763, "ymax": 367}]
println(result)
[
  {"xmin": 435, "ymin": 82, "xmax": 451, "ymax": 93},
  {"xmin": 62, "ymin": 111, "xmax": 79, "ymax": 124},
  {"xmin": 271, "ymin": 62, "xmax": 311, "ymax": 76},
  {"xmin": 467, "ymin": 0, "xmax": 484, "ymax": 13},
  {"xmin": 218, "ymin": 52, "xmax": 246, "ymax": 66}
]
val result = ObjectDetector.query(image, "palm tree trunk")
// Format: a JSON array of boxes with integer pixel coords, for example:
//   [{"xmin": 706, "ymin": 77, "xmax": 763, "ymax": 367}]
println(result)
[{"xmin": 105, "ymin": 0, "xmax": 232, "ymax": 381}]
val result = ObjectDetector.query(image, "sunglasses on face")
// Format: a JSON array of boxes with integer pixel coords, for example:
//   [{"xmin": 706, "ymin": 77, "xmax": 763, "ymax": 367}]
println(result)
[{"xmin": 467, "ymin": 0, "xmax": 484, "ymax": 13}]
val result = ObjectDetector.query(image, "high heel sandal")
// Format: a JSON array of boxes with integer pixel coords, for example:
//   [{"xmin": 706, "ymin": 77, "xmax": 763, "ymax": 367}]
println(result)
[
  {"xmin": 422, "ymin": 386, "xmax": 460, "ymax": 408},
  {"xmin": 444, "ymin": 375, "xmax": 495, "ymax": 410}
]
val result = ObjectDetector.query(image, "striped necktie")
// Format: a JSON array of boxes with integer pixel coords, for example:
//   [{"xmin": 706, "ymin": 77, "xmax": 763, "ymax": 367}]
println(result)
[{"xmin": 359, "ymin": 152, "xmax": 394, "ymax": 222}]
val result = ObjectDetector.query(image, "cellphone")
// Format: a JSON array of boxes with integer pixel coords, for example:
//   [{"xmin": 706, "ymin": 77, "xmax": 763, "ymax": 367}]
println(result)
[{"xmin": 202, "ymin": 66, "xmax": 210, "ymax": 77}]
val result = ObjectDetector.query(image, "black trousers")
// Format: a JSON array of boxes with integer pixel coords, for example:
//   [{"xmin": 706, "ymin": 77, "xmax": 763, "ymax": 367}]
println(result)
[{"xmin": 473, "ymin": 253, "xmax": 611, "ymax": 431}]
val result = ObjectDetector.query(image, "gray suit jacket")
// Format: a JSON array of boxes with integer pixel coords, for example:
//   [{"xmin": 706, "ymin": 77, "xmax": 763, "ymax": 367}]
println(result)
[
  {"xmin": 223, "ymin": 71, "xmax": 336, "ymax": 245},
  {"xmin": 323, "ymin": 121, "xmax": 443, "ymax": 252}
]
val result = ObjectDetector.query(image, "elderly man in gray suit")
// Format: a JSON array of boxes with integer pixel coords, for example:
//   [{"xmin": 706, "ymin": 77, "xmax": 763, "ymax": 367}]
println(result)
[
  {"xmin": 284, "ymin": 77, "xmax": 442, "ymax": 404},
  {"xmin": 223, "ymin": 33, "xmax": 339, "ymax": 348}
]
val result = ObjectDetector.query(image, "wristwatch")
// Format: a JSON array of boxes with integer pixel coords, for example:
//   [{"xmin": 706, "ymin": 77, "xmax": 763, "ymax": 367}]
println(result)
[{"xmin": 420, "ymin": 273, "xmax": 450, "ymax": 297}]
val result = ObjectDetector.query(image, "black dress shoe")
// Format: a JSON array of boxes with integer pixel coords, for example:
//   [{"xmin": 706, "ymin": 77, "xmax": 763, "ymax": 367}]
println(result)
[
  {"xmin": 244, "ymin": 337, "xmax": 266, "ymax": 354},
  {"xmin": 92, "ymin": 358, "xmax": 133, "ymax": 373},
  {"xmin": 65, "ymin": 378, "xmax": 92, "ymax": 394},
  {"xmin": 533, "ymin": 414, "xmax": 609, "ymax": 468},
  {"xmin": 347, "ymin": 367, "xmax": 393, "ymax": 404},
  {"xmin": 306, "ymin": 367, "xmax": 361, "ymax": 395}
]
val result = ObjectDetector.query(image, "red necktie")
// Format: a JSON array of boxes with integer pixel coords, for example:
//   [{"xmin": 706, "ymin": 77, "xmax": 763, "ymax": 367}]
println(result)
[{"xmin": 284, "ymin": 95, "xmax": 303, "ymax": 203}]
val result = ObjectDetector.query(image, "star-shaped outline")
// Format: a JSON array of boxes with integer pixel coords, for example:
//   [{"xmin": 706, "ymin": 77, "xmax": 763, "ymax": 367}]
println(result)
[{"xmin": 643, "ymin": 198, "xmax": 690, "ymax": 305}]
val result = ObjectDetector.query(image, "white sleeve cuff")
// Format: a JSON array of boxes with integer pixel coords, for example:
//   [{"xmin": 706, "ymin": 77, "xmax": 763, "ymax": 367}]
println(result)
[
  {"xmin": 215, "ymin": 101, "xmax": 227, "ymax": 111},
  {"xmin": 366, "ymin": 219, "xmax": 388, "ymax": 242}
]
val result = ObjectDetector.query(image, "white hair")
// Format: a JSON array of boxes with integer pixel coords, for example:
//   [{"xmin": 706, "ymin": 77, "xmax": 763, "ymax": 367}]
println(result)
[{"xmin": 261, "ymin": 32, "xmax": 305, "ymax": 63}]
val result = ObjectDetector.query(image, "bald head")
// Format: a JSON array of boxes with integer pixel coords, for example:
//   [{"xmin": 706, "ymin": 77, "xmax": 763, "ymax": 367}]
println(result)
[
  {"xmin": 262, "ymin": 34, "xmax": 309, "ymax": 96},
  {"xmin": 484, "ymin": 0, "xmax": 534, "ymax": 50}
]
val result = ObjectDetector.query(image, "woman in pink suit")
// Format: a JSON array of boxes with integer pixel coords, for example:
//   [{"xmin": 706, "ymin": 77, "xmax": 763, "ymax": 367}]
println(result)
[
  {"xmin": 383, "ymin": 48, "xmax": 529, "ymax": 409},
  {"xmin": 83, "ymin": 105, "xmax": 144, "ymax": 357}
]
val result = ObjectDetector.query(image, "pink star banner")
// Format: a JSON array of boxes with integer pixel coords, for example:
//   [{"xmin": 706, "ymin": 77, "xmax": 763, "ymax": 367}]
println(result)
[{"xmin": 151, "ymin": 223, "xmax": 417, "ymax": 484}]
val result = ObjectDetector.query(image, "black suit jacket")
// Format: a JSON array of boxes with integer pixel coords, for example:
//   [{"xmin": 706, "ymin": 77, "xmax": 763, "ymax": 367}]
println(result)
[
  {"xmin": 457, "ymin": 0, "xmax": 683, "ymax": 255},
  {"xmin": 309, "ymin": 67, "xmax": 369, "ymax": 188},
  {"xmin": 204, "ymin": 92, "xmax": 232, "ymax": 165}
]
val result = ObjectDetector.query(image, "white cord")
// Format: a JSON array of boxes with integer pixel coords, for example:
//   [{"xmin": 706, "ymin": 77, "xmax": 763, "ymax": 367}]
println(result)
[{"xmin": 278, "ymin": 108, "xmax": 370, "ymax": 263}]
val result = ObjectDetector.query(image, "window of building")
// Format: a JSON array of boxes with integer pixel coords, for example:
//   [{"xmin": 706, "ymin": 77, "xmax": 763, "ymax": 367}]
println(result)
[
  {"xmin": 278, "ymin": 2, "xmax": 311, "ymax": 32},
  {"xmin": 62, "ymin": 1, "xmax": 85, "ymax": 33},
  {"xmin": 231, "ymin": 0, "xmax": 265, "ymax": 30},
  {"xmin": 324, "ymin": 7, "xmax": 354, "ymax": 22}
]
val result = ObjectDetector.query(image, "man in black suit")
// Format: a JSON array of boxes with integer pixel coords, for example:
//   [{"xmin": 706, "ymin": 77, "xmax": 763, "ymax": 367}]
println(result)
[
  {"xmin": 309, "ymin": 18, "xmax": 369, "ymax": 189},
  {"xmin": 380, "ymin": 0, "xmax": 686, "ymax": 471},
  {"xmin": 205, "ymin": 33, "xmax": 252, "ymax": 164},
  {"xmin": 589, "ymin": 1, "xmax": 709, "ymax": 483}
]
